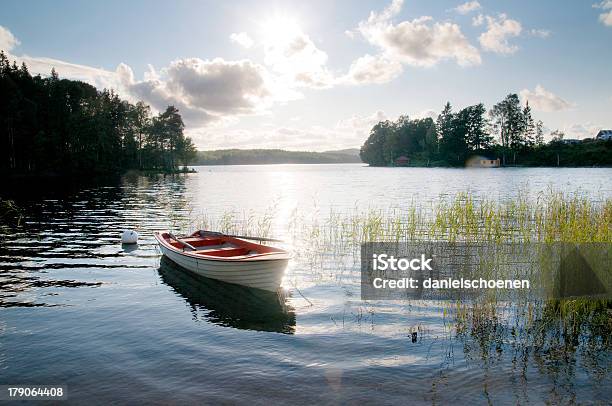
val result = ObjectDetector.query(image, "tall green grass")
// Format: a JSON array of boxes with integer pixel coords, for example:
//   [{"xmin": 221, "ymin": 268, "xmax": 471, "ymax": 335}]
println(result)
[
  {"xmin": 179, "ymin": 191, "xmax": 610, "ymax": 246},
  {"xmin": 290, "ymin": 192, "xmax": 611, "ymax": 252}
]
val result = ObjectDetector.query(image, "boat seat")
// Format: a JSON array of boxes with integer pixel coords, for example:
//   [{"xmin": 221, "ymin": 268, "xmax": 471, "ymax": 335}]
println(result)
[
  {"xmin": 195, "ymin": 247, "xmax": 249, "ymax": 257},
  {"xmin": 194, "ymin": 243, "xmax": 237, "ymax": 252}
]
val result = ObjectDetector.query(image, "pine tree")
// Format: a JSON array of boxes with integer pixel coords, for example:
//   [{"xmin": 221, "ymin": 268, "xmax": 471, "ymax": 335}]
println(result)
[
  {"xmin": 0, "ymin": 51, "xmax": 9, "ymax": 72},
  {"xmin": 436, "ymin": 102, "xmax": 454, "ymax": 156},
  {"xmin": 522, "ymin": 101, "xmax": 535, "ymax": 148},
  {"xmin": 535, "ymin": 120, "xmax": 544, "ymax": 146}
]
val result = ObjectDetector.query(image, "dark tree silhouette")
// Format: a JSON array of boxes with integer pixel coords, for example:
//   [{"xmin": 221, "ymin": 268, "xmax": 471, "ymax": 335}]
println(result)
[
  {"xmin": 360, "ymin": 95, "xmax": 610, "ymax": 167},
  {"xmin": 0, "ymin": 52, "xmax": 196, "ymax": 176}
]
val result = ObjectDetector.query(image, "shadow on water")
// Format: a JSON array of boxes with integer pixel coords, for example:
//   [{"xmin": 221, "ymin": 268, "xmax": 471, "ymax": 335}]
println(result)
[{"xmin": 158, "ymin": 257, "xmax": 296, "ymax": 334}]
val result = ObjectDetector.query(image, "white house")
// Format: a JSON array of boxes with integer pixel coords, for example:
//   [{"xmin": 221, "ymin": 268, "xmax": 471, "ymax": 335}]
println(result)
[
  {"xmin": 596, "ymin": 130, "xmax": 612, "ymax": 141},
  {"xmin": 466, "ymin": 156, "xmax": 500, "ymax": 168}
]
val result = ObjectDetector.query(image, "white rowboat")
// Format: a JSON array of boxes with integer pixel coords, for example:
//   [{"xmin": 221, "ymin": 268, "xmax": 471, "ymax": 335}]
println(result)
[{"xmin": 154, "ymin": 230, "xmax": 290, "ymax": 292}]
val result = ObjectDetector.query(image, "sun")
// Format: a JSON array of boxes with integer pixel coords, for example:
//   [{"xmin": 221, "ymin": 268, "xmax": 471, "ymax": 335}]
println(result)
[{"xmin": 259, "ymin": 14, "xmax": 302, "ymax": 45}]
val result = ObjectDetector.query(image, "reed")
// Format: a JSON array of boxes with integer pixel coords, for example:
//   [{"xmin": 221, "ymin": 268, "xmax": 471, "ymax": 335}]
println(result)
[
  {"xmin": 0, "ymin": 198, "xmax": 22, "ymax": 227},
  {"xmin": 298, "ymin": 191, "xmax": 611, "ymax": 248}
]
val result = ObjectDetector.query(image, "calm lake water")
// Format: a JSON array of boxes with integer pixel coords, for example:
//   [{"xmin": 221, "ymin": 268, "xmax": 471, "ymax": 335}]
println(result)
[{"xmin": 1, "ymin": 164, "xmax": 611, "ymax": 404}]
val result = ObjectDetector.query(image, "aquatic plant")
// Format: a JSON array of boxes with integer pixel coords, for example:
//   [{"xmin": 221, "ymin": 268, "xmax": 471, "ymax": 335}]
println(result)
[
  {"xmin": 0, "ymin": 198, "xmax": 23, "ymax": 227},
  {"xmin": 300, "ymin": 191, "xmax": 611, "ymax": 248}
]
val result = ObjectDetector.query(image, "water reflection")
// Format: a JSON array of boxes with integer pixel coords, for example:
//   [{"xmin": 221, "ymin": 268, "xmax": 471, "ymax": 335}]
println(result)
[
  {"xmin": 0, "ymin": 269, "xmax": 102, "ymax": 308},
  {"xmin": 158, "ymin": 257, "xmax": 296, "ymax": 334}
]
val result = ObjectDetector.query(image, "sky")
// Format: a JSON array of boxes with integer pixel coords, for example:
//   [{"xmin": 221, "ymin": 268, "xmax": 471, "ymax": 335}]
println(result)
[{"xmin": 1, "ymin": 0, "xmax": 611, "ymax": 151}]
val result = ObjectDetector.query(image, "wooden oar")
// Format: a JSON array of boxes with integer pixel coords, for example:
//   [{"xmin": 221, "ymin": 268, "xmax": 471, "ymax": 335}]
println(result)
[
  {"xmin": 168, "ymin": 233, "xmax": 197, "ymax": 251},
  {"xmin": 198, "ymin": 230, "xmax": 284, "ymax": 243}
]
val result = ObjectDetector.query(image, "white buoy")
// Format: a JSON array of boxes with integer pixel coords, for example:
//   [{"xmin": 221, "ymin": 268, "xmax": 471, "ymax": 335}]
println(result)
[{"xmin": 121, "ymin": 230, "xmax": 138, "ymax": 244}]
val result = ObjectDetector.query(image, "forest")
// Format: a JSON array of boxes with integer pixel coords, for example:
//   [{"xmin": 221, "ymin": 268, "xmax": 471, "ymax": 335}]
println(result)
[
  {"xmin": 360, "ymin": 94, "xmax": 611, "ymax": 167},
  {"xmin": 0, "ymin": 52, "xmax": 197, "ymax": 177}
]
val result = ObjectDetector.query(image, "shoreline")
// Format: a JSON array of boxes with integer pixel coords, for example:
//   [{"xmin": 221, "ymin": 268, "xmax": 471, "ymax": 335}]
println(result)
[{"xmin": 191, "ymin": 162, "xmax": 610, "ymax": 168}]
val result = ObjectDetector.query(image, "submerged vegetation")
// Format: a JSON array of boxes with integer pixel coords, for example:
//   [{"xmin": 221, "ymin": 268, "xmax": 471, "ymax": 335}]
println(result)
[{"xmin": 0, "ymin": 53, "xmax": 196, "ymax": 176}]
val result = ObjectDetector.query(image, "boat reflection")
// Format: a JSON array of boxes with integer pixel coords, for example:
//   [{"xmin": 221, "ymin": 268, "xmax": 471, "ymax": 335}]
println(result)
[{"xmin": 158, "ymin": 257, "xmax": 296, "ymax": 334}]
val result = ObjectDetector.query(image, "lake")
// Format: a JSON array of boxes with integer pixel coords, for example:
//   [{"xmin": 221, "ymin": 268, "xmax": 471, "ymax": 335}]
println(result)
[{"xmin": 1, "ymin": 164, "xmax": 611, "ymax": 404}]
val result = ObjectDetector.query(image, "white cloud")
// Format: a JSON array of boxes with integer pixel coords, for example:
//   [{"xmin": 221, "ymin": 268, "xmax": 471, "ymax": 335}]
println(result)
[
  {"xmin": 256, "ymin": 0, "xmax": 482, "ymax": 88},
  {"xmin": 164, "ymin": 58, "xmax": 271, "ymax": 114},
  {"xmin": 594, "ymin": 1, "xmax": 612, "ymax": 26},
  {"xmin": 454, "ymin": 1, "xmax": 482, "ymax": 15},
  {"xmin": 230, "ymin": 32, "xmax": 254, "ymax": 48},
  {"xmin": 15, "ymin": 55, "xmax": 116, "ymax": 87},
  {"xmin": 564, "ymin": 122, "xmax": 603, "ymax": 139},
  {"xmin": 337, "ymin": 110, "xmax": 389, "ymax": 131},
  {"xmin": 119, "ymin": 58, "xmax": 279, "ymax": 126},
  {"xmin": 472, "ymin": 14, "xmax": 485, "ymax": 26},
  {"xmin": 263, "ymin": 30, "xmax": 333, "ymax": 89},
  {"xmin": 357, "ymin": 0, "xmax": 481, "ymax": 67},
  {"xmin": 414, "ymin": 109, "xmax": 438, "ymax": 119},
  {"xmin": 478, "ymin": 14, "xmax": 522, "ymax": 54},
  {"xmin": 519, "ymin": 85, "xmax": 573, "ymax": 112},
  {"xmin": 342, "ymin": 54, "xmax": 403, "ymax": 85},
  {"xmin": 528, "ymin": 29, "xmax": 551, "ymax": 38},
  {"xmin": 0, "ymin": 26, "xmax": 20, "ymax": 52},
  {"xmin": 601, "ymin": 12, "xmax": 612, "ymax": 25}
]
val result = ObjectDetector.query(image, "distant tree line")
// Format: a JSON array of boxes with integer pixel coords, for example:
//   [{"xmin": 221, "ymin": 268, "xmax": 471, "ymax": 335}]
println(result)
[
  {"xmin": 0, "ymin": 52, "xmax": 197, "ymax": 176},
  {"xmin": 360, "ymin": 94, "xmax": 611, "ymax": 167},
  {"xmin": 194, "ymin": 149, "xmax": 361, "ymax": 165}
]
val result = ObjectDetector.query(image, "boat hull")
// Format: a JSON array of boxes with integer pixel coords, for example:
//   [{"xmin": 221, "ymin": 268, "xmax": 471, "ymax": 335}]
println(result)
[{"xmin": 156, "ymin": 235, "xmax": 289, "ymax": 292}]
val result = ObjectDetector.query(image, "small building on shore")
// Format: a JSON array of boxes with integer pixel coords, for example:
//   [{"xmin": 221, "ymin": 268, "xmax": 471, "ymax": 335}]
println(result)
[
  {"xmin": 394, "ymin": 156, "xmax": 410, "ymax": 166},
  {"xmin": 466, "ymin": 156, "xmax": 500, "ymax": 168},
  {"xmin": 596, "ymin": 130, "xmax": 612, "ymax": 141}
]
